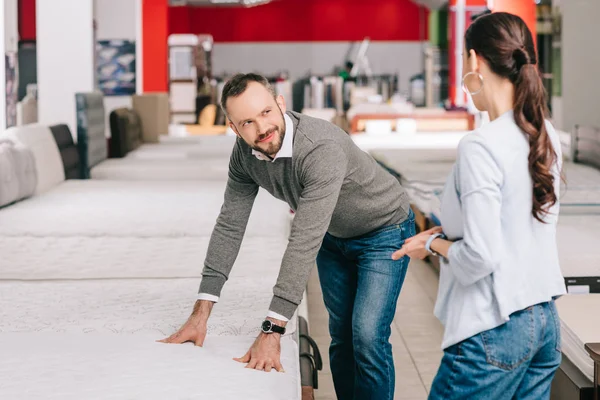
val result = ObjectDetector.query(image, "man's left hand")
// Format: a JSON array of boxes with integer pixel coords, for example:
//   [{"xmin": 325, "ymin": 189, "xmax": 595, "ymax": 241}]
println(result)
[{"xmin": 234, "ymin": 331, "xmax": 284, "ymax": 373}]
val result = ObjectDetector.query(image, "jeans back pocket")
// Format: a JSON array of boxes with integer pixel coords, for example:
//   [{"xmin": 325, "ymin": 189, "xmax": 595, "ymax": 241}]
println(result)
[{"xmin": 480, "ymin": 307, "xmax": 536, "ymax": 371}]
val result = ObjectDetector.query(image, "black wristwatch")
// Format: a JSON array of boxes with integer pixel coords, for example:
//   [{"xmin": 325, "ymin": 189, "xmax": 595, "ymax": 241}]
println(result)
[{"xmin": 261, "ymin": 319, "xmax": 286, "ymax": 335}]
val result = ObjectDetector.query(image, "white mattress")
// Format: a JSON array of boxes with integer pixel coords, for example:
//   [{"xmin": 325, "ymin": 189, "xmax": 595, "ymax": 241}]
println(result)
[
  {"xmin": 0, "ymin": 277, "xmax": 296, "ymax": 337},
  {"xmin": 0, "ymin": 236, "xmax": 290, "ymax": 280},
  {"xmin": 131, "ymin": 136, "xmax": 237, "ymax": 160},
  {"xmin": 555, "ymin": 294, "xmax": 600, "ymax": 383},
  {"xmin": 0, "ymin": 180, "xmax": 290, "ymax": 238},
  {"xmin": 90, "ymin": 158, "xmax": 231, "ymax": 180},
  {"xmin": 563, "ymin": 162, "xmax": 600, "ymax": 189},
  {"xmin": 0, "ymin": 333, "xmax": 300, "ymax": 400},
  {"xmin": 353, "ymin": 132, "xmax": 467, "ymax": 151}
]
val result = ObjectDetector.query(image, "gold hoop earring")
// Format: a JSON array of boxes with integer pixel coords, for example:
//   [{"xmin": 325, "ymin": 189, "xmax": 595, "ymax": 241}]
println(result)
[{"xmin": 462, "ymin": 72, "xmax": 484, "ymax": 95}]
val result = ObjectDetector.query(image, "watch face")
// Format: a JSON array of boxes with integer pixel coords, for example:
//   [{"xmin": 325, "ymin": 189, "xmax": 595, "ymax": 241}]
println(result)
[{"xmin": 261, "ymin": 320, "xmax": 272, "ymax": 332}]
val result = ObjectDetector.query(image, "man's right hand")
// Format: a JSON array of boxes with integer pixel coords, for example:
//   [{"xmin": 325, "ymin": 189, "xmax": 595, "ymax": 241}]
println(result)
[{"xmin": 157, "ymin": 300, "xmax": 214, "ymax": 347}]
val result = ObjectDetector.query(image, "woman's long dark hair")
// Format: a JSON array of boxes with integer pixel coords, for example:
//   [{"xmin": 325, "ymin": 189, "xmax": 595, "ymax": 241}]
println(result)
[{"xmin": 465, "ymin": 12, "xmax": 557, "ymax": 223}]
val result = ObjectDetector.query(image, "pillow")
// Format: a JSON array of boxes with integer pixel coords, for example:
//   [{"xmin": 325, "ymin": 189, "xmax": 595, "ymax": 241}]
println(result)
[
  {"xmin": 0, "ymin": 139, "xmax": 37, "ymax": 207},
  {"xmin": 3, "ymin": 124, "xmax": 64, "ymax": 194}
]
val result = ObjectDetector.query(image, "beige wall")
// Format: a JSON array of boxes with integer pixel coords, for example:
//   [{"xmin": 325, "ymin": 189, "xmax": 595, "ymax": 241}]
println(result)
[{"xmin": 561, "ymin": 0, "xmax": 600, "ymax": 132}]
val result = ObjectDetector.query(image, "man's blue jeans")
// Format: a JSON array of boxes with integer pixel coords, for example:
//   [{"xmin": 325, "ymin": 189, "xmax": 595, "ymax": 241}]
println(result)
[
  {"xmin": 428, "ymin": 301, "xmax": 562, "ymax": 400},
  {"xmin": 317, "ymin": 210, "xmax": 415, "ymax": 400}
]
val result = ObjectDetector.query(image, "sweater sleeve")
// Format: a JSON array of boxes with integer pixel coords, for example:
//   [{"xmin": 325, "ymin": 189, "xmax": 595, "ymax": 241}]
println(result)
[
  {"xmin": 268, "ymin": 141, "xmax": 348, "ymax": 319},
  {"xmin": 448, "ymin": 135, "xmax": 504, "ymax": 287},
  {"xmin": 198, "ymin": 145, "xmax": 259, "ymax": 297}
]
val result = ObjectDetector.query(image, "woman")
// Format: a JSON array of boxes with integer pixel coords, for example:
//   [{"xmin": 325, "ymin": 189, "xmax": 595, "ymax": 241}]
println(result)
[{"xmin": 392, "ymin": 12, "xmax": 566, "ymax": 399}]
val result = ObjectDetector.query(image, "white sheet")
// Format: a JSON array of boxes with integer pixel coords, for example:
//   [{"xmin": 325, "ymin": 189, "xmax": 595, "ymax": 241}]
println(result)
[
  {"xmin": 0, "ymin": 333, "xmax": 300, "ymax": 400},
  {"xmin": 0, "ymin": 180, "xmax": 291, "ymax": 238},
  {"xmin": 555, "ymin": 294, "xmax": 600, "ymax": 383},
  {"xmin": 0, "ymin": 278, "xmax": 297, "ymax": 337}
]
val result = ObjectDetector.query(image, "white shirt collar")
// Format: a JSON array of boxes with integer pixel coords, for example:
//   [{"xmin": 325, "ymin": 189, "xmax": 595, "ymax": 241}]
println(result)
[{"xmin": 252, "ymin": 113, "xmax": 294, "ymax": 162}]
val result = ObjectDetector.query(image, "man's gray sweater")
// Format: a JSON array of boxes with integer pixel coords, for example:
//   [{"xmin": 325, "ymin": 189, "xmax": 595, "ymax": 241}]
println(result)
[{"xmin": 199, "ymin": 111, "xmax": 411, "ymax": 319}]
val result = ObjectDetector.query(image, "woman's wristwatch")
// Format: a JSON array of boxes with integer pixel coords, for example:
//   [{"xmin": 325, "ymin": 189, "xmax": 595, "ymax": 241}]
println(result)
[{"xmin": 425, "ymin": 233, "xmax": 447, "ymax": 256}]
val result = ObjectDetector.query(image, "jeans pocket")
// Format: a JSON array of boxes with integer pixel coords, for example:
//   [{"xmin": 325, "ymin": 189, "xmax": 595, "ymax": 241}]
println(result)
[
  {"xmin": 480, "ymin": 307, "xmax": 535, "ymax": 371},
  {"xmin": 548, "ymin": 301, "xmax": 562, "ymax": 353}
]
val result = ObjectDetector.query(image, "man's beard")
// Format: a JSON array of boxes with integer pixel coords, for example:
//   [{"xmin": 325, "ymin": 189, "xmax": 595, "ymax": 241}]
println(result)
[{"xmin": 250, "ymin": 110, "xmax": 286, "ymax": 158}]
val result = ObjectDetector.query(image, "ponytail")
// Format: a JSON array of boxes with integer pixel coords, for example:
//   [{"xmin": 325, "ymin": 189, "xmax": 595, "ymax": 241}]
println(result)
[
  {"xmin": 465, "ymin": 12, "xmax": 561, "ymax": 222},
  {"xmin": 512, "ymin": 60, "xmax": 557, "ymax": 223}
]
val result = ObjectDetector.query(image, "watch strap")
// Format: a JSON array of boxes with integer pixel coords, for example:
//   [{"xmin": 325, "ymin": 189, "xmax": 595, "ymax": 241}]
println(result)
[
  {"xmin": 426, "ymin": 232, "xmax": 446, "ymax": 256},
  {"xmin": 270, "ymin": 323, "xmax": 286, "ymax": 335}
]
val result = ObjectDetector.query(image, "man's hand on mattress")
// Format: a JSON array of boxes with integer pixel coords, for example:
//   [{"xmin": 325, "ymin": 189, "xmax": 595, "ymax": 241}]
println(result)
[
  {"xmin": 157, "ymin": 300, "xmax": 213, "ymax": 347},
  {"xmin": 233, "ymin": 329, "xmax": 284, "ymax": 373},
  {"xmin": 392, "ymin": 226, "xmax": 443, "ymax": 261}
]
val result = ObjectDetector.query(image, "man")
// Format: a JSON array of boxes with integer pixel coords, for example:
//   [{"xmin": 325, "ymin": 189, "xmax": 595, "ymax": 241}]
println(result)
[{"xmin": 160, "ymin": 73, "xmax": 415, "ymax": 400}]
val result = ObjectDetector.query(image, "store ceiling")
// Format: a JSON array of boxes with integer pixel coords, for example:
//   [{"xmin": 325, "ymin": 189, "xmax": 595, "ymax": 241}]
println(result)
[{"xmin": 168, "ymin": 0, "xmax": 273, "ymax": 7}]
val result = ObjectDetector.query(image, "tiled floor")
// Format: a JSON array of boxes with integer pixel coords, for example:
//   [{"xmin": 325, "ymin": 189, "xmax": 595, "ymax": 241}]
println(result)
[{"xmin": 307, "ymin": 259, "xmax": 444, "ymax": 400}]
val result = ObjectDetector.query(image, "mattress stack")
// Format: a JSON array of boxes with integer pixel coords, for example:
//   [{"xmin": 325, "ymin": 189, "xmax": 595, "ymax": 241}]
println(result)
[
  {"xmin": 555, "ymin": 294, "xmax": 600, "ymax": 383},
  {"xmin": 0, "ymin": 122, "xmax": 303, "ymax": 399}
]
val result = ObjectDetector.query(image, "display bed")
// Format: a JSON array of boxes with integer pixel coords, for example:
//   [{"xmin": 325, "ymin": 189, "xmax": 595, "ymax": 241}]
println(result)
[
  {"xmin": 0, "ymin": 333, "xmax": 300, "ymax": 400},
  {"xmin": 0, "ymin": 180, "xmax": 290, "ymax": 238}
]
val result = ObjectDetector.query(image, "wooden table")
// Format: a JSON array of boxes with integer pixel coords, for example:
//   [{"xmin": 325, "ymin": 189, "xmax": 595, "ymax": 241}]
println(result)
[{"xmin": 350, "ymin": 111, "xmax": 475, "ymax": 134}]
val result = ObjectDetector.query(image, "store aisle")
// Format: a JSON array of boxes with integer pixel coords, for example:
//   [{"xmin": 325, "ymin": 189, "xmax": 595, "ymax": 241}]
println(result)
[{"xmin": 307, "ymin": 260, "xmax": 444, "ymax": 400}]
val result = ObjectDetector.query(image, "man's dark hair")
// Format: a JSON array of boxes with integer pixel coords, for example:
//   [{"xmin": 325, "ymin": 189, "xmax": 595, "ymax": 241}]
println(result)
[{"xmin": 220, "ymin": 73, "xmax": 276, "ymax": 116}]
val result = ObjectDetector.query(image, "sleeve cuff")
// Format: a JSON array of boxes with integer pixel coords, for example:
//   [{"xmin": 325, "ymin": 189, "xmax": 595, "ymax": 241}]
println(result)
[
  {"xmin": 197, "ymin": 293, "xmax": 220, "ymax": 303},
  {"xmin": 266, "ymin": 311, "xmax": 289, "ymax": 322},
  {"xmin": 269, "ymin": 295, "xmax": 298, "ymax": 320},
  {"xmin": 198, "ymin": 274, "xmax": 227, "ymax": 298}
]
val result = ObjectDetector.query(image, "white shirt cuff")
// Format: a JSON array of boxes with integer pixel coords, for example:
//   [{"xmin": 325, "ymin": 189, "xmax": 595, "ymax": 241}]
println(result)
[
  {"xmin": 197, "ymin": 293, "xmax": 219, "ymax": 303},
  {"xmin": 267, "ymin": 311, "xmax": 289, "ymax": 322}
]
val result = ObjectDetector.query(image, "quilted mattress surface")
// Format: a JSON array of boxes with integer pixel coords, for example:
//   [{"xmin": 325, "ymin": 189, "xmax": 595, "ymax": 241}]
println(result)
[
  {"xmin": 0, "ymin": 277, "xmax": 296, "ymax": 337},
  {"xmin": 0, "ymin": 180, "xmax": 290, "ymax": 238},
  {"xmin": 0, "ymin": 333, "xmax": 300, "ymax": 400},
  {"xmin": 555, "ymin": 294, "xmax": 600, "ymax": 383},
  {"xmin": 0, "ymin": 236, "xmax": 288, "ymax": 280}
]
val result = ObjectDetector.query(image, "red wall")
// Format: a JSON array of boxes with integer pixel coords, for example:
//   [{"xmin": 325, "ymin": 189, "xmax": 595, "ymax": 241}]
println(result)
[
  {"xmin": 18, "ymin": 0, "xmax": 36, "ymax": 41},
  {"xmin": 492, "ymin": 0, "xmax": 537, "ymax": 46},
  {"xmin": 143, "ymin": 0, "xmax": 169, "ymax": 92},
  {"xmin": 169, "ymin": 0, "xmax": 428, "ymax": 42}
]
